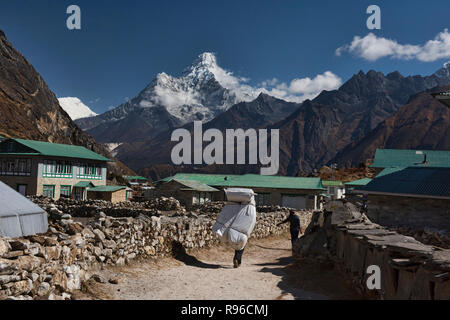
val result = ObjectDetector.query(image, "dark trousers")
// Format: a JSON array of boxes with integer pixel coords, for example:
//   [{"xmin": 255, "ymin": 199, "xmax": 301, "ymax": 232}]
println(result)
[
  {"xmin": 290, "ymin": 229, "xmax": 300, "ymax": 246},
  {"xmin": 234, "ymin": 247, "xmax": 245, "ymax": 264}
]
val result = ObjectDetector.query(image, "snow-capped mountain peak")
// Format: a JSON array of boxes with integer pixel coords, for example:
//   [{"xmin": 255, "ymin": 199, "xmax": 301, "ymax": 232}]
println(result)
[
  {"xmin": 58, "ymin": 97, "xmax": 98, "ymax": 120},
  {"xmin": 129, "ymin": 52, "xmax": 254, "ymax": 123},
  {"xmin": 434, "ymin": 61, "xmax": 450, "ymax": 78}
]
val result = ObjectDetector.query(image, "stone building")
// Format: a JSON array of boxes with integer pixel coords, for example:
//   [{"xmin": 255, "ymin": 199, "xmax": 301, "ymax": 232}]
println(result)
[
  {"xmin": 157, "ymin": 173, "xmax": 324, "ymax": 210},
  {"xmin": 357, "ymin": 167, "xmax": 450, "ymax": 232},
  {"xmin": 87, "ymin": 185, "xmax": 131, "ymax": 203},
  {"xmin": 154, "ymin": 178, "xmax": 219, "ymax": 208},
  {"xmin": 0, "ymin": 138, "xmax": 111, "ymax": 200}
]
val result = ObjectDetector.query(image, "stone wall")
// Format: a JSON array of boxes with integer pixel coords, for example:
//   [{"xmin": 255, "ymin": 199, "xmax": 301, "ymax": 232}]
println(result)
[
  {"xmin": 0, "ymin": 199, "xmax": 311, "ymax": 300},
  {"xmin": 293, "ymin": 200, "xmax": 450, "ymax": 300},
  {"xmin": 367, "ymin": 195, "xmax": 450, "ymax": 232}
]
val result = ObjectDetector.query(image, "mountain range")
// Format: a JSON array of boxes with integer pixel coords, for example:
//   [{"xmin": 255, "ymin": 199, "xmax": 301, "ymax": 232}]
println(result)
[{"xmin": 106, "ymin": 63, "xmax": 450, "ymax": 179}]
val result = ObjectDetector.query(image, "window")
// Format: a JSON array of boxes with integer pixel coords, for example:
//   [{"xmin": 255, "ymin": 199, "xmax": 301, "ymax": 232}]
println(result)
[
  {"xmin": 17, "ymin": 184, "xmax": 27, "ymax": 196},
  {"xmin": 0, "ymin": 158, "xmax": 31, "ymax": 176},
  {"xmin": 43, "ymin": 160, "xmax": 73, "ymax": 178},
  {"xmin": 42, "ymin": 185, "xmax": 55, "ymax": 199},
  {"xmin": 60, "ymin": 185, "xmax": 72, "ymax": 198},
  {"xmin": 77, "ymin": 163, "xmax": 102, "ymax": 180},
  {"xmin": 256, "ymin": 193, "xmax": 270, "ymax": 206}
]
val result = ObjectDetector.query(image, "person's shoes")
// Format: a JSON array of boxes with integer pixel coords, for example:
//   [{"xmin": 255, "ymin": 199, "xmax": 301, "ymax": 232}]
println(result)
[{"xmin": 233, "ymin": 259, "xmax": 239, "ymax": 268}]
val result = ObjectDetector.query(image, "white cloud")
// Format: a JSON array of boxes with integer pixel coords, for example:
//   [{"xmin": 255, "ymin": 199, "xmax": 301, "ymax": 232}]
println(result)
[
  {"xmin": 258, "ymin": 71, "xmax": 342, "ymax": 102},
  {"xmin": 202, "ymin": 53, "xmax": 341, "ymax": 103},
  {"xmin": 336, "ymin": 29, "xmax": 450, "ymax": 62}
]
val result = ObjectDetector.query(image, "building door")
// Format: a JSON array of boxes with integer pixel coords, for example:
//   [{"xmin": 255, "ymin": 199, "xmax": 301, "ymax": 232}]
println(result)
[
  {"xmin": 17, "ymin": 184, "xmax": 27, "ymax": 196},
  {"xmin": 74, "ymin": 187, "xmax": 85, "ymax": 200},
  {"xmin": 281, "ymin": 195, "xmax": 306, "ymax": 210}
]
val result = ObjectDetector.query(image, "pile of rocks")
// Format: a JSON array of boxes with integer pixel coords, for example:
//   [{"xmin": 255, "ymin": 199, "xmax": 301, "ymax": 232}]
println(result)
[
  {"xmin": 143, "ymin": 196, "xmax": 184, "ymax": 212},
  {"xmin": 389, "ymin": 227, "xmax": 450, "ymax": 249},
  {"xmin": 1, "ymin": 203, "xmax": 309, "ymax": 300}
]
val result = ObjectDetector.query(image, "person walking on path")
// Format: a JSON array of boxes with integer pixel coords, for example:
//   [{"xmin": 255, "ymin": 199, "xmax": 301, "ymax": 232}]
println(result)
[
  {"xmin": 277, "ymin": 211, "xmax": 302, "ymax": 246},
  {"xmin": 233, "ymin": 247, "xmax": 245, "ymax": 268}
]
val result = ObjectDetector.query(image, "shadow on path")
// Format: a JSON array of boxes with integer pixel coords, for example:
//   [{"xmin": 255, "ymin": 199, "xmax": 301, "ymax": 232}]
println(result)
[
  {"xmin": 171, "ymin": 241, "xmax": 225, "ymax": 269},
  {"xmin": 254, "ymin": 244, "xmax": 292, "ymax": 252},
  {"xmin": 257, "ymin": 257, "xmax": 362, "ymax": 300}
]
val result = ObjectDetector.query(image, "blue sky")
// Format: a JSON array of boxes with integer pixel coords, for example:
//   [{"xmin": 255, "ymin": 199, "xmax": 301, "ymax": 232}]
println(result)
[{"xmin": 1, "ymin": 0, "xmax": 450, "ymax": 113}]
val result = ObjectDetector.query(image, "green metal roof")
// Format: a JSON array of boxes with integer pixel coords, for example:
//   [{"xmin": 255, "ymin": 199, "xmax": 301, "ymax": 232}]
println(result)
[
  {"xmin": 1, "ymin": 138, "xmax": 112, "ymax": 162},
  {"xmin": 344, "ymin": 178, "xmax": 372, "ymax": 186},
  {"xmin": 322, "ymin": 180, "xmax": 344, "ymax": 187},
  {"xmin": 162, "ymin": 173, "xmax": 324, "ymax": 190},
  {"xmin": 88, "ymin": 185, "xmax": 126, "ymax": 192},
  {"xmin": 174, "ymin": 179, "xmax": 219, "ymax": 192},
  {"xmin": 360, "ymin": 167, "xmax": 450, "ymax": 199},
  {"xmin": 371, "ymin": 149, "xmax": 450, "ymax": 168},
  {"xmin": 74, "ymin": 181, "xmax": 95, "ymax": 188},
  {"xmin": 124, "ymin": 175, "xmax": 148, "ymax": 181},
  {"xmin": 375, "ymin": 167, "xmax": 406, "ymax": 178}
]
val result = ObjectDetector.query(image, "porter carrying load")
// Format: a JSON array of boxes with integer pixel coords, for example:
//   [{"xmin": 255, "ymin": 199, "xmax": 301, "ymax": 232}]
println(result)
[{"xmin": 213, "ymin": 188, "xmax": 257, "ymax": 251}]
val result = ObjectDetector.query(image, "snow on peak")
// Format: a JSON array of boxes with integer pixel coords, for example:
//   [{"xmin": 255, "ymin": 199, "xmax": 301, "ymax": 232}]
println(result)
[
  {"xmin": 58, "ymin": 97, "xmax": 98, "ymax": 120},
  {"xmin": 434, "ymin": 61, "xmax": 450, "ymax": 78},
  {"xmin": 111, "ymin": 52, "xmax": 342, "ymax": 125}
]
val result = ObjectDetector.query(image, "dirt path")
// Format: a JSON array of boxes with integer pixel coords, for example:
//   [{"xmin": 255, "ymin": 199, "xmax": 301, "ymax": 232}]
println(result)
[{"xmin": 79, "ymin": 235, "xmax": 360, "ymax": 300}]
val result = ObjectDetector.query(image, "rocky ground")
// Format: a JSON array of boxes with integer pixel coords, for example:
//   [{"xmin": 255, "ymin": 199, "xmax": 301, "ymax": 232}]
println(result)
[{"xmin": 76, "ymin": 235, "xmax": 361, "ymax": 300}]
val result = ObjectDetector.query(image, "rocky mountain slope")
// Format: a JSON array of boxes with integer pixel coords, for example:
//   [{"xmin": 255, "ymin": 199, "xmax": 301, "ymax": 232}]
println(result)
[
  {"xmin": 75, "ymin": 53, "xmax": 256, "ymax": 143},
  {"xmin": 333, "ymin": 85, "xmax": 450, "ymax": 167},
  {"xmin": 0, "ymin": 30, "xmax": 134, "ymax": 175},
  {"xmin": 274, "ymin": 68, "xmax": 450, "ymax": 175}
]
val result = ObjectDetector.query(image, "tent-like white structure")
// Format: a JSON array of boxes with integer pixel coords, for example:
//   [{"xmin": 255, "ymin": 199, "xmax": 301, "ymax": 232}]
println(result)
[{"xmin": 0, "ymin": 181, "xmax": 48, "ymax": 238}]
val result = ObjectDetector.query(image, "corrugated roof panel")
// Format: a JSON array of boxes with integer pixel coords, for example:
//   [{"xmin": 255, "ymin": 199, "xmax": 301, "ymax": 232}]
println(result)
[
  {"xmin": 174, "ymin": 179, "xmax": 219, "ymax": 192},
  {"xmin": 124, "ymin": 176, "xmax": 148, "ymax": 181},
  {"xmin": 163, "ymin": 173, "xmax": 324, "ymax": 190},
  {"xmin": 74, "ymin": 181, "xmax": 95, "ymax": 188},
  {"xmin": 371, "ymin": 149, "xmax": 450, "ymax": 168},
  {"xmin": 345, "ymin": 178, "xmax": 372, "ymax": 186},
  {"xmin": 361, "ymin": 167, "xmax": 450, "ymax": 198},
  {"xmin": 4, "ymin": 138, "xmax": 112, "ymax": 162},
  {"xmin": 88, "ymin": 185, "xmax": 127, "ymax": 192}
]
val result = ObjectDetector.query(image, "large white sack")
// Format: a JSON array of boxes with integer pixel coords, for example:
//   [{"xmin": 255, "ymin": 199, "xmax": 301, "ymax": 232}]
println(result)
[
  {"xmin": 224, "ymin": 188, "xmax": 256, "ymax": 204},
  {"xmin": 213, "ymin": 202, "xmax": 257, "ymax": 251},
  {"xmin": 227, "ymin": 228, "xmax": 248, "ymax": 251}
]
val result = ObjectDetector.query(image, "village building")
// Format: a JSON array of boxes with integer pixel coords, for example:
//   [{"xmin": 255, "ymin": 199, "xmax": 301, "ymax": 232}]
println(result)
[
  {"xmin": 157, "ymin": 173, "xmax": 325, "ymax": 210},
  {"xmin": 357, "ymin": 166, "xmax": 450, "ymax": 232},
  {"xmin": 87, "ymin": 185, "xmax": 132, "ymax": 203},
  {"xmin": 0, "ymin": 138, "xmax": 112, "ymax": 200},
  {"xmin": 322, "ymin": 180, "xmax": 345, "ymax": 200},
  {"xmin": 156, "ymin": 178, "xmax": 220, "ymax": 207},
  {"xmin": 124, "ymin": 175, "xmax": 149, "ymax": 186}
]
